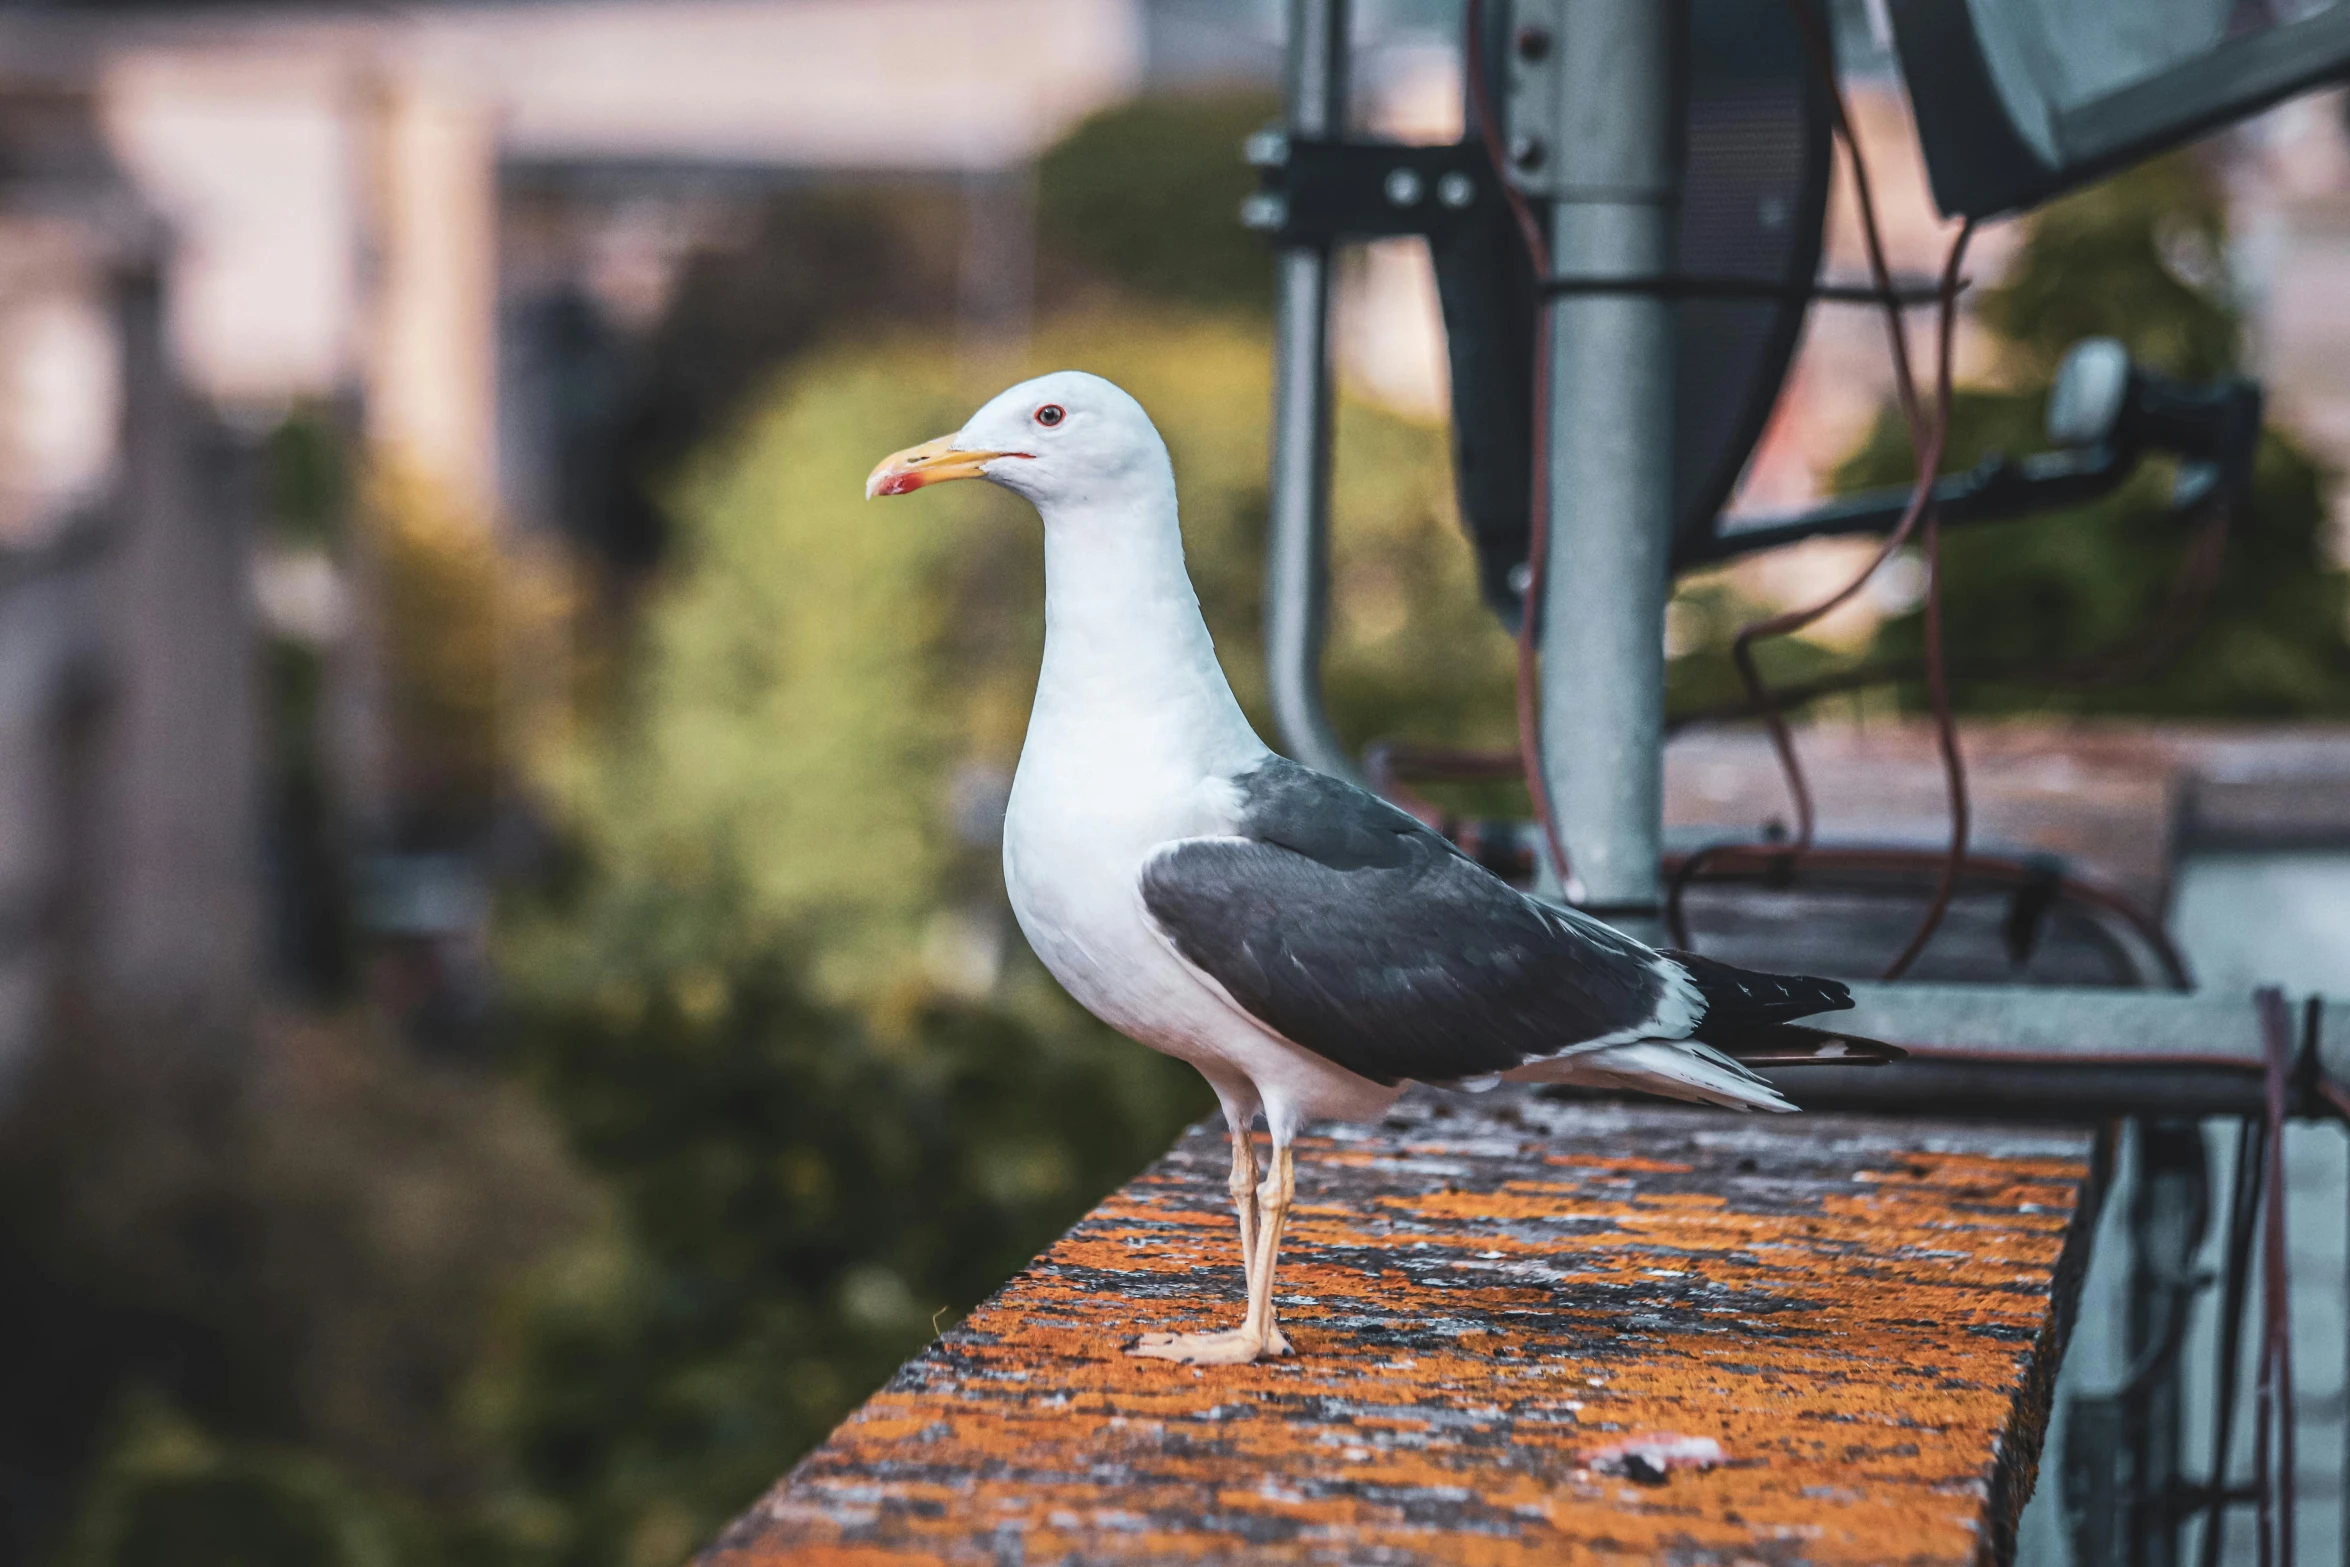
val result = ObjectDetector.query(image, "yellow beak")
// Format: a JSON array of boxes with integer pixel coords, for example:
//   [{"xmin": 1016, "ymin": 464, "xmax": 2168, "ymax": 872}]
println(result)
[{"xmin": 864, "ymin": 434, "xmax": 1024, "ymax": 498}]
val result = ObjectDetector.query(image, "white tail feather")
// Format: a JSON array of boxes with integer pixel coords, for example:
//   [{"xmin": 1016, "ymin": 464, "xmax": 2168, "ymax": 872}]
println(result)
[{"xmin": 1506, "ymin": 1039, "xmax": 1796, "ymax": 1113}]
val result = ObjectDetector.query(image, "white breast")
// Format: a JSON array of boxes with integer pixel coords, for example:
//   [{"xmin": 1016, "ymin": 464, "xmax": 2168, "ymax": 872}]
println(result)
[{"xmin": 1001, "ymin": 742, "xmax": 1235, "ymax": 1057}]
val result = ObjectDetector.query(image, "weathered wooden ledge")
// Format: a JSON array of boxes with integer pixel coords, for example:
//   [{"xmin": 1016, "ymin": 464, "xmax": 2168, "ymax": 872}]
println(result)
[{"xmin": 707, "ymin": 1091, "xmax": 2103, "ymax": 1566}]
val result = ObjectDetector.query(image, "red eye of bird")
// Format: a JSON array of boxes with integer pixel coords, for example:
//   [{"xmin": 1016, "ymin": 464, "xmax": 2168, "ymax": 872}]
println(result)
[{"xmin": 1035, "ymin": 404, "xmax": 1066, "ymax": 427}]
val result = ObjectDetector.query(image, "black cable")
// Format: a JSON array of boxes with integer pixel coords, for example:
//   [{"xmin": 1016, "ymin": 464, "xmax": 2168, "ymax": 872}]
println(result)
[
  {"xmin": 2199, "ymin": 1114, "xmax": 2268, "ymax": 1567},
  {"xmin": 1537, "ymin": 273, "xmax": 1958, "ymax": 305}
]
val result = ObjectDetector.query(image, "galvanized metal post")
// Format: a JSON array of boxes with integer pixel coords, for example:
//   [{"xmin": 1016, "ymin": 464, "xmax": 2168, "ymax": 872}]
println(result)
[
  {"xmin": 1264, "ymin": 0, "xmax": 1359, "ymax": 782},
  {"xmin": 1528, "ymin": 0, "xmax": 1678, "ymax": 923}
]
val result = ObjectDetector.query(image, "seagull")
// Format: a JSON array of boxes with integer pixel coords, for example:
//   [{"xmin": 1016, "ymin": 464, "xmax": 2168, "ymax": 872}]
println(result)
[{"xmin": 867, "ymin": 371, "xmax": 1887, "ymax": 1365}]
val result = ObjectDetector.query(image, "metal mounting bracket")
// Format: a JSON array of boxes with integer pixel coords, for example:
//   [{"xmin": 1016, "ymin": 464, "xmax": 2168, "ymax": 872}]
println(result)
[{"xmin": 1240, "ymin": 135, "xmax": 1507, "ymax": 246}]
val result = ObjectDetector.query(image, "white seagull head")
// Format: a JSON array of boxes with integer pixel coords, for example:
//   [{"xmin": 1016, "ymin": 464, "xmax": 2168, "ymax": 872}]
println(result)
[{"xmin": 864, "ymin": 370, "xmax": 1169, "ymax": 514}]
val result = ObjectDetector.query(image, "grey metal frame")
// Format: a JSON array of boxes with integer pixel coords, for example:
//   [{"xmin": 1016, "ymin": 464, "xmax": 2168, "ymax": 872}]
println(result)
[{"xmin": 1264, "ymin": 0, "xmax": 1360, "ymax": 783}]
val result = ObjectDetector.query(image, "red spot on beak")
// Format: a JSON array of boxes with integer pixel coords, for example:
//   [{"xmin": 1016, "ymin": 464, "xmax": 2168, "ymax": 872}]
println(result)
[{"xmin": 865, "ymin": 439, "xmax": 1027, "ymax": 499}]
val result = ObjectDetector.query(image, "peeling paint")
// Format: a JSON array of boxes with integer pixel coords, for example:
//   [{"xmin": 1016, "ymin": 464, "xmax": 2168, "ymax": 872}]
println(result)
[{"xmin": 705, "ymin": 1093, "xmax": 2099, "ymax": 1566}]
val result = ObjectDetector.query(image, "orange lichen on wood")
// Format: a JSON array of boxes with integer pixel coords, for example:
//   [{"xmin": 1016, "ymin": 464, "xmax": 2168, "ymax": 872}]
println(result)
[{"xmin": 705, "ymin": 1094, "xmax": 2100, "ymax": 1566}]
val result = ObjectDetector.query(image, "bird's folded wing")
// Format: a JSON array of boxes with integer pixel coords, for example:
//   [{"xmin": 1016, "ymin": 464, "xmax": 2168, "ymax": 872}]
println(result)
[{"xmin": 1139, "ymin": 828, "xmax": 1680, "ymax": 1088}]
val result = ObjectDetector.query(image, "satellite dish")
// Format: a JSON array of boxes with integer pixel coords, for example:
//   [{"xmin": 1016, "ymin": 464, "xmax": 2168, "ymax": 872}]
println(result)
[
  {"xmin": 1893, "ymin": 0, "xmax": 2350, "ymax": 220},
  {"xmin": 1437, "ymin": 0, "xmax": 1834, "ymax": 625}
]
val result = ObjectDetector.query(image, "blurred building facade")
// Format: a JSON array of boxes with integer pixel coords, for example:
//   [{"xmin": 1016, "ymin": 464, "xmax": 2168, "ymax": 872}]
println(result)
[
  {"xmin": 0, "ymin": 80, "xmax": 263, "ymax": 1087},
  {"xmin": 33, "ymin": 0, "xmax": 1145, "ymax": 514}
]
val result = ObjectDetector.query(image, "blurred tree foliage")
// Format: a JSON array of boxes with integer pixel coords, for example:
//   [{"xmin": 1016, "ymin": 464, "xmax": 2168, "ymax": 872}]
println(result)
[
  {"xmin": 0, "ymin": 1011, "xmax": 589, "ymax": 1567},
  {"xmin": 592, "ymin": 189, "xmax": 964, "ymax": 578},
  {"xmin": 486, "ymin": 899, "xmax": 1199, "ymax": 1567},
  {"xmin": 1037, "ymin": 93, "xmax": 1280, "ymax": 313},
  {"xmin": 369, "ymin": 465, "xmax": 576, "ymax": 847},
  {"xmin": 575, "ymin": 92, "xmax": 1277, "ymax": 592},
  {"xmin": 1832, "ymin": 153, "xmax": 2350, "ymax": 715}
]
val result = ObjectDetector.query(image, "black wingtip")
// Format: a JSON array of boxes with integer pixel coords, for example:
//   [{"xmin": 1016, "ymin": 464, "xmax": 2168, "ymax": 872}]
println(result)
[{"xmin": 1661, "ymin": 949, "xmax": 1856, "ymax": 1026}]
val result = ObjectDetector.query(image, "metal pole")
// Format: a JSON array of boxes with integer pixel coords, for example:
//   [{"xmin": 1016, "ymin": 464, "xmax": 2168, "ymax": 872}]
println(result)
[
  {"xmin": 1264, "ymin": 0, "xmax": 1359, "ymax": 782},
  {"xmin": 1535, "ymin": 0, "xmax": 1678, "ymax": 925}
]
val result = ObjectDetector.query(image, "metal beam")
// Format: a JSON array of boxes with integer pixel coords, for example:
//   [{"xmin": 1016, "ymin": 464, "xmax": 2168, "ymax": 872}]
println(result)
[{"xmin": 1763, "ymin": 984, "xmax": 2350, "ymax": 1118}]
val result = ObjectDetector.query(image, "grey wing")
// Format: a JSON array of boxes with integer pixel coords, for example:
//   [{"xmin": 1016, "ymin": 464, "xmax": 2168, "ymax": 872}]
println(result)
[{"xmin": 1138, "ymin": 758, "xmax": 1684, "ymax": 1087}]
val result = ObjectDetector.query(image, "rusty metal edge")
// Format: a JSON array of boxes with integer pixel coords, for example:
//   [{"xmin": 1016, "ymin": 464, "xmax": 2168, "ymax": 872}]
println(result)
[{"xmin": 1978, "ymin": 1120, "xmax": 2116, "ymax": 1566}]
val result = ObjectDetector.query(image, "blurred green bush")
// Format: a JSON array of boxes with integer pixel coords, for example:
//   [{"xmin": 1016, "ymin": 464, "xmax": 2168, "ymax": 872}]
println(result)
[
  {"xmin": 1038, "ymin": 93, "xmax": 1280, "ymax": 313},
  {"xmin": 489, "ymin": 902, "xmax": 1198, "ymax": 1566},
  {"xmin": 1, "ymin": 1009, "xmax": 588, "ymax": 1567},
  {"xmin": 1834, "ymin": 154, "xmax": 2350, "ymax": 716}
]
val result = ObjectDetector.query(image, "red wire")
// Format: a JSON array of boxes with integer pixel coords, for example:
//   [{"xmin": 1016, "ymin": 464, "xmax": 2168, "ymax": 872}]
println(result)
[
  {"xmin": 1659, "ymin": 842, "xmax": 2192, "ymax": 990},
  {"xmin": 2255, "ymin": 987, "xmax": 2299, "ymax": 1567},
  {"xmin": 1664, "ymin": 490, "xmax": 2234, "ymax": 726},
  {"xmin": 1785, "ymin": 3, "xmax": 1928, "ymax": 450},
  {"xmin": 1882, "ymin": 282, "xmax": 1974, "ymax": 980},
  {"xmin": 1721, "ymin": 226, "xmax": 1970, "ymax": 849},
  {"xmin": 1720, "ymin": 0, "xmax": 1975, "ymax": 979}
]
